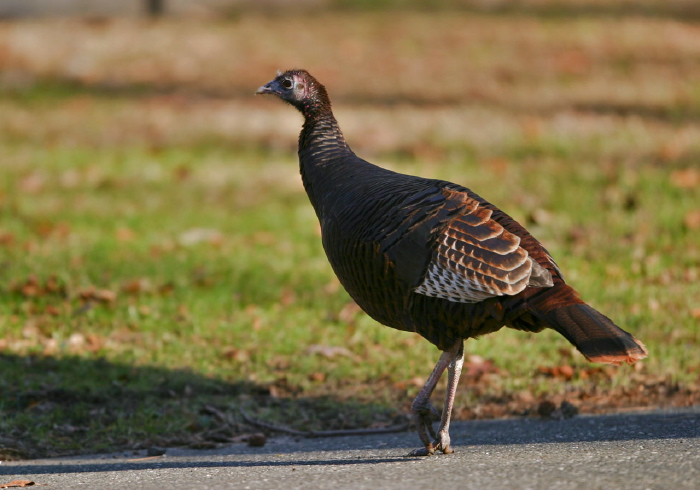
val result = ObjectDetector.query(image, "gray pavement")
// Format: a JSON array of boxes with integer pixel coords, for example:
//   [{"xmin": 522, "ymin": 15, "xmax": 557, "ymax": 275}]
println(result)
[{"xmin": 2, "ymin": 406, "xmax": 699, "ymax": 489}]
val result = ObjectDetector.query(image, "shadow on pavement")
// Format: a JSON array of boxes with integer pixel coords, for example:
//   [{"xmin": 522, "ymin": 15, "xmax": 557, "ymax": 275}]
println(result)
[{"xmin": 3, "ymin": 407, "xmax": 698, "ymax": 477}]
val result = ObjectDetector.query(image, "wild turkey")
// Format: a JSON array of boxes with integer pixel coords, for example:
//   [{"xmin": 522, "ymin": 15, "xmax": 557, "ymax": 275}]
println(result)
[{"xmin": 256, "ymin": 69, "xmax": 647, "ymax": 456}]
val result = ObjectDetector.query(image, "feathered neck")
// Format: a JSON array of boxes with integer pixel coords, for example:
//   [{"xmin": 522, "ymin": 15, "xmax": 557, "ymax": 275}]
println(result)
[
  {"xmin": 296, "ymin": 89, "xmax": 350, "ymax": 154},
  {"xmin": 299, "ymin": 111, "xmax": 347, "ymax": 150}
]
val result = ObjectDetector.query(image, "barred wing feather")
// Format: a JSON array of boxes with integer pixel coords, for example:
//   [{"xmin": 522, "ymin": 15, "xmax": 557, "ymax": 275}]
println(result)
[{"xmin": 413, "ymin": 188, "xmax": 553, "ymax": 303}]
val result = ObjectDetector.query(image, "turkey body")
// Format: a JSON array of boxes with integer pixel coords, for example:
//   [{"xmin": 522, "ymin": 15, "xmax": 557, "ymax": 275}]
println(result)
[
  {"xmin": 305, "ymin": 155, "xmax": 533, "ymax": 351},
  {"xmin": 257, "ymin": 69, "xmax": 647, "ymax": 456}
]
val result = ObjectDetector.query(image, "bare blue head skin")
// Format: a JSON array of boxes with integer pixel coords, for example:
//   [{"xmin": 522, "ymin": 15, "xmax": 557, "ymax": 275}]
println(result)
[{"xmin": 256, "ymin": 69, "xmax": 331, "ymax": 117}]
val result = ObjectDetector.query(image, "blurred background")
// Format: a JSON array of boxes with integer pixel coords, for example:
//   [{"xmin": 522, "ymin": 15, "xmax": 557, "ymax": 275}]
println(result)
[{"xmin": 1, "ymin": 0, "xmax": 699, "ymax": 459}]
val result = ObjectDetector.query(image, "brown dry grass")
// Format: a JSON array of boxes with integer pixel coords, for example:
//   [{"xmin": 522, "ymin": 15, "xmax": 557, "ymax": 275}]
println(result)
[{"xmin": 1, "ymin": 13, "xmax": 698, "ymax": 161}]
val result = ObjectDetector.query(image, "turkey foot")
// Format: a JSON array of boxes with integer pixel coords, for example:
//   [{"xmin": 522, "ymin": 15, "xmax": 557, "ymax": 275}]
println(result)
[
  {"xmin": 408, "ymin": 400, "xmax": 440, "ymax": 456},
  {"xmin": 407, "ymin": 340, "xmax": 464, "ymax": 456}
]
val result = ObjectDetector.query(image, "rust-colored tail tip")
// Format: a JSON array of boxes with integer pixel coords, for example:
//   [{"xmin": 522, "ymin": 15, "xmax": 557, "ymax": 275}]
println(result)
[{"xmin": 586, "ymin": 338, "xmax": 648, "ymax": 366}]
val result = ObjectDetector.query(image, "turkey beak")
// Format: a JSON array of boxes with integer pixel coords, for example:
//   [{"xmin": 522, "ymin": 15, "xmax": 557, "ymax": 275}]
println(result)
[{"xmin": 255, "ymin": 82, "xmax": 275, "ymax": 95}]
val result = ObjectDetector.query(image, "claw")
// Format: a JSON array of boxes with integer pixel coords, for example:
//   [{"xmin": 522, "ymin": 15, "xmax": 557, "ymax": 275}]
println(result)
[
  {"xmin": 434, "ymin": 426, "xmax": 453, "ymax": 454},
  {"xmin": 407, "ymin": 444, "xmax": 435, "ymax": 457},
  {"xmin": 407, "ymin": 436, "xmax": 454, "ymax": 457},
  {"xmin": 434, "ymin": 434, "xmax": 453, "ymax": 454}
]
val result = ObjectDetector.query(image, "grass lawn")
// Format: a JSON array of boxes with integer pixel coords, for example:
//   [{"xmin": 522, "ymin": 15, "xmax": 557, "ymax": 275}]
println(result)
[{"xmin": 1, "ymin": 4, "xmax": 699, "ymax": 459}]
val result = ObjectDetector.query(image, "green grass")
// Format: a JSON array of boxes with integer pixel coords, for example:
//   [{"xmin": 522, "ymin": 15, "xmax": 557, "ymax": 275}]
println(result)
[{"xmin": 1, "ymin": 8, "xmax": 699, "ymax": 459}]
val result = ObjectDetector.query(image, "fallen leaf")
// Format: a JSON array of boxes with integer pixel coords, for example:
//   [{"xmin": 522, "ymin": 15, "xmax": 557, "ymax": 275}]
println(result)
[
  {"xmin": 222, "ymin": 348, "xmax": 250, "ymax": 363},
  {"xmin": 537, "ymin": 400, "xmax": 557, "ymax": 418},
  {"xmin": 323, "ymin": 278, "xmax": 341, "ymax": 294},
  {"xmin": 0, "ymin": 230, "xmax": 15, "ymax": 246},
  {"xmin": 337, "ymin": 301, "xmax": 362, "ymax": 323},
  {"xmin": 67, "ymin": 333, "xmax": 86, "ymax": 350},
  {"xmin": 558, "ymin": 365, "xmax": 575, "ymax": 380},
  {"xmin": 178, "ymin": 228, "xmax": 223, "ymax": 246},
  {"xmin": 80, "ymin": 287, "xmax": 117, "ymax": 303},
  {"xmin": 115, "ymin": 227, "xmax": 136, "ymax": 242},
  {"xmin": 173, "ymin": 165, "xmax": 191, "ymax": 181},
  {"xmin": 19, "ymin": 276, "xmax": 40, "ymax": 297},
  {"xmin": 464, "ymin": 355, "xmax": 501, "ymax": 378},
  {"xmin": 95, "ymin": 289, "xmax": 117, "ymax": 302},
  {"xmin": 83, "ymin": 331, "xmax": 100, "ymax": 349},
  {"xmin": 684, "ymin": 209, "xmax": 700, "ymax": 230},
  {"xmin": 45, "ymin": 305, "xmax": 61, "ymax": 316},
  {"xmin": 44, "ymin": 275, "xmax": 64, "ymax": 294},
  {"xmin": 305, "ymin": 344, "xmax": 360, "ymax": 361},
  {"xmin": 670, "ymin": 168, "xmax": 700, "ymax": 189},
  {"xmin": 20, "ymin": 172, "xmax": 45, "ymax": 193},
  {"xmin": 536, "ymin": 364, "xmax": 574, "ymax": 380},
  {"xmin": 517, "ymin": 390, "xmax": 535, "ymax": 403},
  {"xmin": 658, "ymin": 141, "xmax": 684, "ymax": 163},
  {"xmin": 128, "ymin": 455, "xmax": 164, "ymax": 462},
  {"xmin": 558, "ymin": 347, "xmax": 574, "ymax": 359},
  {"xmin": 393, "ymin": 376, "xmax": 425, "ymax": 390},
  {"xmin": 188, "ymin": 441, "xmax": 218, "ymax": 450},
  {"xmin": 230, "ymin": 433, "xmax": 257, "ymax": 443},
  {"xmin": 527, "ymin": 208, "xmax": 552, "ymax": 226},
  {"xmin": 146, "ymin": 446, "xmax": 167, "ymax": 456},
  {"xmin": 554, "ymin": 48, "xmax": 591, "ymax": 75},
  {"xmin": 247, "ymin": 433, "xmax": 266, "ymax": 447},
  {"xmin": 309, "ymin": 372, "xmax": 326, "ymax": 382},
  {"xmin": 551, "ymin": 400, "xmax": 579, "ymax": 420},
  {"xmin": 0, "ymin": 481, "xmax": 35, "ymax": 488},
  {"xmin": 486, "ymin": 156, "xmax": 509, "ymax": 176},
  {"xmin": 122, "ymin": 278, "xmax": 152, "ymax": 295},
  {"xmin": 279, "ymin": 288, "xmax": 296, "ymax": 306}
]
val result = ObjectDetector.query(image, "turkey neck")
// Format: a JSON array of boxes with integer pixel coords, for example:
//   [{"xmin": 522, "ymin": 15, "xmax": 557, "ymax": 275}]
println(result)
[
  {"xmin": 297, "ymin": 104, "xmax": 357, "ymax": 217},
  {"xmin": 298, "ymin": 106, "xmax": 350, "ymax": 158}
]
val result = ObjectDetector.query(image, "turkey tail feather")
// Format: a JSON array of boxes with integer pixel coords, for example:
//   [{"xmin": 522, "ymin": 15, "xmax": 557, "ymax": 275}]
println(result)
[{"xmin": 539, "ymin": 303, "xmax": 647, "ymax": 365}]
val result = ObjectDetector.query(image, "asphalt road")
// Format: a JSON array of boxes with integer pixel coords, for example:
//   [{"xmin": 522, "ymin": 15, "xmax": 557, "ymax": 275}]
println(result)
[{"xmin": 2, "ymin": 407, "xmax": 698, "ymax": 489}]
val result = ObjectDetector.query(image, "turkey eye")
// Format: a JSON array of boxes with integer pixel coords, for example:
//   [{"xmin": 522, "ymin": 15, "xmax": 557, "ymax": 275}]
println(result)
[{"xmin": 282, "ymin": 79, "xmax": 293, "ymax": 89}]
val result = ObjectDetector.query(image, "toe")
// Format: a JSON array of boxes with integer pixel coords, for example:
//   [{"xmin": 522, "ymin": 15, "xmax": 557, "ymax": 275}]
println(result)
[
  {"xmin": 440, "ymin": 444, "xmax": 454, "ymax": 454},
  {"xmin": 407, "ymin": 444, "xmax": 435, "ymax": 457},
  {"xmin": 434, "ymin": 433, "xmax": 454, "ymax": 454}
]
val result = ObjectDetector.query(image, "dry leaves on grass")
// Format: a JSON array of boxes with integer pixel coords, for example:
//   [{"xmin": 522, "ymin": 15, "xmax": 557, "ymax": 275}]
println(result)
[
  {"xmin": 537, "ymin": 364, "xmax": 620, "ymax": 381},
  {"xmin": 463, "ymin": 355, "xmax": 502, "ymax": 380},
  {"xmin": 537, "ymin": 364, "xmax": 576, "ymax": 381},
  {"xmin": 78, "ymin": 286, "xmax": 117, "ymax": 303},
  {"xmin": 11, "ymin": 275, "xmax": 66, "ymax": 298}
]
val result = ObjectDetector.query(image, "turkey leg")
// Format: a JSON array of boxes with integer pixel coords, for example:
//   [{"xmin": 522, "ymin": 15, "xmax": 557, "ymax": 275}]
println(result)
[{"xmin": 408, "ymin": 339, "xmax": 464, "ymax": 456}]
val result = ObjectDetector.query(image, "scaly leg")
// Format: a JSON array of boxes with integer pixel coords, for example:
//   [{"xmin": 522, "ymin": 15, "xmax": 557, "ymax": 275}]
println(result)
[
  {"xmin": 434, "ymin": 340, "xmax": 464, "ymax": 454},
  {"xmin": 408, "ymin": 339, "xmax": 464, "ymax": 456}
]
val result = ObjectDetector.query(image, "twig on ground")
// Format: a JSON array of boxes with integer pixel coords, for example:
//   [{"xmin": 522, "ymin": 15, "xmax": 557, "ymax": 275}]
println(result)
[{"xmin": 240, "ymin": 409, "xmax": 409, "ymax": 438}]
